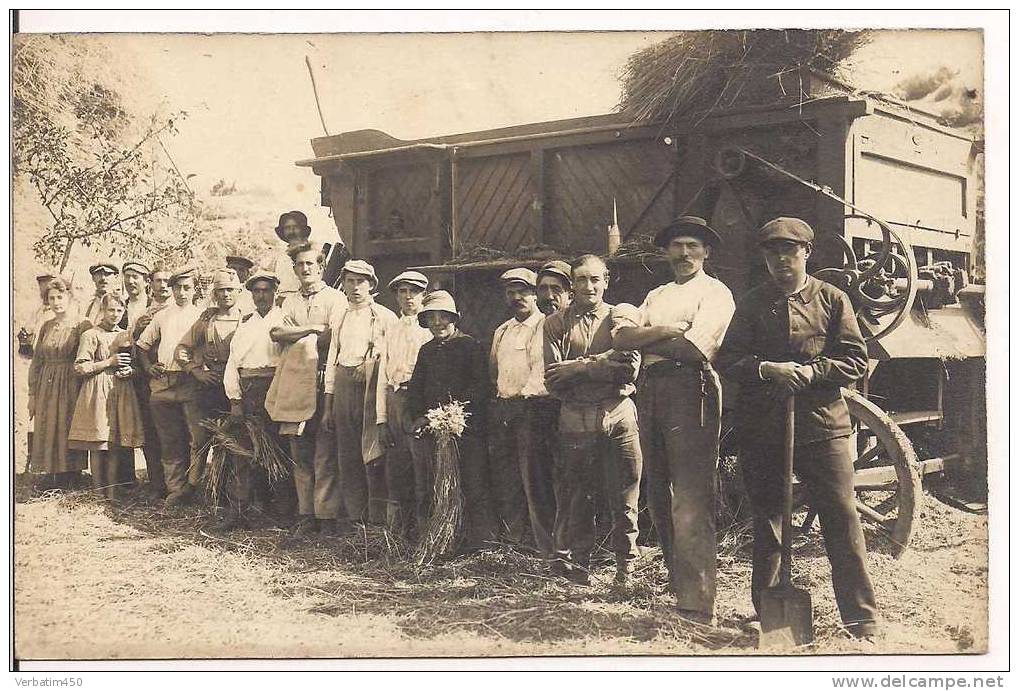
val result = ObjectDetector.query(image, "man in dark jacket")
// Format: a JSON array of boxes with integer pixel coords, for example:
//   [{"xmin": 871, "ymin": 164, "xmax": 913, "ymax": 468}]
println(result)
[{"xmin": 716, "ymin": 217, "xmax": 878, "ymax": 639}]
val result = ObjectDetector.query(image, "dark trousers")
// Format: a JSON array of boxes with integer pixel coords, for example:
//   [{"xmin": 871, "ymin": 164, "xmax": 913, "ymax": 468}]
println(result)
[
  {"xmin": 235, "ymin": 375, "xmax": 295, "ymax": 517},
  {"xmin": 150, "ymin": 381, "xmax": 203, "ymax": 497},
  {"xmin": 525, "ymin": 397, "xmax": 561, "ymax": 558},
  {"xmin": 488, "ymin": 398, "xmax": 530, "ymax": 542},
  {"xmin": 133, "ymin": 376, "xmax": 165, "ymax": 495},
  {"xmin": 419, "ymin": 431, "xmax": 498, "ymax": 549},
  {"xmin": 289, "ymin": 391, "xmax": 339, "ymax": 519},
  {"xmin": 332, "ymin": 366, "xmax": 387, "ymax": 524},
  {"xmin": 91, "ymin": 448, "xmax": 134, "ymax": 500},
  {"xmin": 555, "ymin": 397, "xmax": 643, "ymax": 568},
  {"xmin": 637, "ymin": 366, "xmax": 721, "ymax": 615},
  {"xmin": 381, "ymin": 388, "xmax": 428, "ymax": 537},
  {"xmin": 740, "ymin": 436, "xmax": 879, "ymax": 634},
  {"xmin": 187, "ymin": 378, "xmax": 230, "ymax": 488}
]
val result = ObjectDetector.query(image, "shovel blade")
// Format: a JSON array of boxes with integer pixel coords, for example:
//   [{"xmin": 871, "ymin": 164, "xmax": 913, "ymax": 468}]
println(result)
[{"xmin": 759, "ymin": 585, "xmax": 814, "ymax": 648}]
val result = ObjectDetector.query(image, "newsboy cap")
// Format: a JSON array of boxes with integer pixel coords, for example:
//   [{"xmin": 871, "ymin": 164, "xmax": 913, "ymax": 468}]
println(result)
[
  {"xmin": 340, "ymin": 259, "xmax": 379, "ymax": 289},
  {"xmin": 168, "ymin": 265, "xmax": 199, "ymax": 286},
  {"xmin": 88, "ymin": 262, "xmax": 120, "ymax": 276},
  {"xmin": 122, "ymin": 261, "xmax": 151, "ymax": 277},
  {"xmin": 245, "ymin": 270, "xmax": 280, "ymax": 290},
  {"xmin": 211, "ymin": 269, "xmax": 242, "ymax": 291},
  {"xmin": 388, "ymin": 270, "xmax": 429, "ymax": 292},
  {"xmin": 417, "ymin": 290, "xmax": 460, "ymax": 327},
  {"xmin": 500, "ymin": 267, "xmax": 538, "ymax": 288},
  {"xmin": 757, "ymin": 217, "xmax": 815, "ymax": 245},
  {"xmin": 653, "ymin": 216, "xmax": 723, "ymax": 249},
  {"xmin": 537, "ymin": 260, "xmax": 572, "ymax": 287}
]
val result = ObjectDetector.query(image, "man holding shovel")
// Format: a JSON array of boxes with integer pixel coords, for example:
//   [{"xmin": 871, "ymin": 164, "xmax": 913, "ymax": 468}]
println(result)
[{"xmin": 716, "ymin": 217, "xmax": 878, "ymax": 640}]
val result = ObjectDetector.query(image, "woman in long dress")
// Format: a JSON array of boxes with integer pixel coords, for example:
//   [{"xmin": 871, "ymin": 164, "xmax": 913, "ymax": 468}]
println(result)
[
  {"xmin": 68, "ymin": 294, "xmax": 146, "ymax": 501},
  {"xmin": 26, "ymin": 277, "xmax": 90, "ymax": 491}
]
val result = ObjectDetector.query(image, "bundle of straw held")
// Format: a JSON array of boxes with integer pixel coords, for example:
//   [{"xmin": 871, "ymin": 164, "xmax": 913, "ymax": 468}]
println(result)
[
  {"xmin": 193, "ymin": 413, "xmax": 294, "ymax": 504},
  {"xmin": 414, "ymin": 399, "xmax": 472, "ymax": 565}
]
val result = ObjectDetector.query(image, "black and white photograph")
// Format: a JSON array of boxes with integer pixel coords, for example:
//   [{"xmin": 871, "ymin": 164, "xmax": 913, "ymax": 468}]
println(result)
[{"xmin": 8, "ymin": 10, "xmax": 1007, "ymax": 677}]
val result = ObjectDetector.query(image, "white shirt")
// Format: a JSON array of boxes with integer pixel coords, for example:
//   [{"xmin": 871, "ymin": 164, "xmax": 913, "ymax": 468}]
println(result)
[
  {"xmin": 236, "ymin": 291, "xmax": 257, "ymax": 316},
  {"xmin": 626, "ymin": 271, "xmax": 735, "ymax": 364},
  {"xmin": 223, "ymin": 308, "xmax": 284, "ymax": 400},
  {"xmin": 125, "ymin": 294, "xmax": 148, "ymax": 332},
  {"xmin": 375, "ymin": 313, "xmax": 432, "ymax": 423},
  {"xmin": 335, "ymin": 304, "xmax": 374, "ymax": 367},
  {"xmin": 278, "ymin": 282, "xmax": 347, "ymax": 330},
  {"xmin": 490, "ymin": 310, "xmax": 547, "ymax": 399},
  {"xmin": 322, "ymin": 301, "xmax": 397, "ymax": 395},
  {"xmin": 136, "ymin": 302, "xmax": 202, "ymax": 371},
  {"xmin": 272, "ymin": 250, "xmax": 302, "ymax": 303}
]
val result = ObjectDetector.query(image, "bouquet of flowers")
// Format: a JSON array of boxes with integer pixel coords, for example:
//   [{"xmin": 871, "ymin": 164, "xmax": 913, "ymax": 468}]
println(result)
[{"xmin": 414, "ymin": 399, "xmax": 471, "ymax": 565}]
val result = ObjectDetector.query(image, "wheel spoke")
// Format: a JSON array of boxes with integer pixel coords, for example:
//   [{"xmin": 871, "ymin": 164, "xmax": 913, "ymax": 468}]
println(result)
[
  {"xmin": 853, "ymin": 444, "xmax": 883, "ymax": 467},
  {"xmin": 855, "ymin": 500, "xmax": 891, "ymax": 527}
]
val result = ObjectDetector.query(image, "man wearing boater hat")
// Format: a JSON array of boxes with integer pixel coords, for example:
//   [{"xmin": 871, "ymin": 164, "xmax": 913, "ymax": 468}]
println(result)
[
  {"xmin": 375, "ymin": 270, "xmax": 433, "ymax": 538},
  {"xmin": 716, "ymin": 217, "xmax": 878, "ymax": 640},
  {"xmin": 321, "ymin": 259, "xmax": 397, "ymax": 532},
  {"xmin": 613, "ymin": 216, "xmax": 735, "ymax": 620}
]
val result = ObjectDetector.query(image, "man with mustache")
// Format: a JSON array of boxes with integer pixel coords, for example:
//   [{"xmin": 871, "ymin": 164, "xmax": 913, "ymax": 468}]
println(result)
[
  {"xmin": 83, "ymin": 263, "xmax": 120, "ymax": 324},
  {"xmin": 613, "ymin": 216, "xmax": 735, "ymax": 622},
  {"xmin": 536, "ymin": 260, "xmax": 572, "ymax": 316},
  {"xmin": 488, "ymin": 268, "xmax": 553, "ymax": 551}
]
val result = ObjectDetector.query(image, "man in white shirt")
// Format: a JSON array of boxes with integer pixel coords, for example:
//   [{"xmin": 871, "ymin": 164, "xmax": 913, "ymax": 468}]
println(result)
[
  {"xmin": 83, "ymin": 263, "xmax": 119, "ymax": 324},
  {"xmin": 271, "ymin": 211, "xmax": 312, "ymax": 306},
  {"xmin": 136, "ymin": 266, "xmax": 204, "ymax": 507},
  {"xmin": 612, "ymin": 216, "xmax": 735, "ymax": 620},
  {"xmin": 322, "ymin": 260, "xmax": 397, "ymax": 533},
  {"xmin": 374, "ymin": 270, "xmax": 432, "ymax": 538},
  {"xmin": 219, "ymin": 271, "xmax": 287, "ymax": 528},
  {"xmin": 488, "ymin": 268, "xmax": 552, "ymax": 548},
  {"xmin": 121, "ymin": 261, "xmax": 151, "ymax": 332},
  {"xmin": 226, "ymin": 256, "xmax": 258, "ymax": 315},
  {"xmin": 268, "ymin": 241, "xmax": 347, "ymax": 535}
]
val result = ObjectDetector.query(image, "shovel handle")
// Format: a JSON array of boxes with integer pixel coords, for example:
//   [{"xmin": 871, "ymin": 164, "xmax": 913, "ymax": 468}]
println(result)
[{"xmin": 780, "ymin": 394, "xmax": 795, "ymax": 587}]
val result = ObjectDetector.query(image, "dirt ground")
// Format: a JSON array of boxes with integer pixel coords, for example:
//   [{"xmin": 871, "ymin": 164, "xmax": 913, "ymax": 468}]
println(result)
[{"xmin": 13, "ymin": 479, "xmax": 987, "ymax": 661}]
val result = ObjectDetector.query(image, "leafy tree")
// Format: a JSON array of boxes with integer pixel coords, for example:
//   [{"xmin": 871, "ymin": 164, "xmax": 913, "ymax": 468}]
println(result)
[{"xmin": 13, "ymin": 35, "xmax": 200, "ymax": 271}]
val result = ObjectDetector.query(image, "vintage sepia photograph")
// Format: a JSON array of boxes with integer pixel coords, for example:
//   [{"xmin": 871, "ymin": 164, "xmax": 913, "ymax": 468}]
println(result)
[{"xmin": 9, "ymin": 11, "xmax": 1000, "ymax": 672}]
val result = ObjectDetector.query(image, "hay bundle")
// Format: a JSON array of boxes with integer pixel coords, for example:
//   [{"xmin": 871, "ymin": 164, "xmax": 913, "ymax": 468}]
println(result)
[
  {"xmin": 414, "ymin": 400, "xmax": 472, "ymax": 565},
  {"xmin": 194, "ymin": 414, "xmax": 293, "ymax": 503},
  {"xmin": 619, "ymin": 29, "xmax": 869, "ymax": 125}
]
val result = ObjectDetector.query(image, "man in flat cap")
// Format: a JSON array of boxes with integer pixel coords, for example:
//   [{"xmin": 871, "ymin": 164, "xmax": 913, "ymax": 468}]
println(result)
[
  {"xmin": 226, "ymin": 256, "xmax": 257, "ymax": 315},
  {"xmin": 536, "ymin": 260, "xmax": 573, "ymax": 317},
  {"xmin": 177, "ymin": 268, "xmax": 247, "ymax": 488},
  {"xmin": 136, "ymin": 266, "xmax": 203, "ymax": 506},
  {"xmin": 221, "ymin": 271, "xmax": 290, "ymax": 528},
  {"xmin": 271, "ymin": 211, "xmax": 313, "ymax": 306},
  {"xmin": 83, "ymin": 263, "xmax": 120, "ymax": 324},
  {"xmin": 321, "ymin": 259, "xmax": 397, "ymax": 532},
  {"xmin": 543, "ymin": 254, "xmax": 643, "ymax": 586},
  {"xmin": 121, "ymin": 261, "xmax": 151, "ymax": 334},
  {"xmin": 267, "ymin": 241, "xmax": 348, "ymax": 535},
  {"xmin": 716, "ymin": 216, "xmax": 878, "ymax": 640},
  {"xmin": 488, "ymin": 267, "xmax": 555, "ymax": 552},
  {"xmin": 374, "ymin": 270, "xmax": 433, "ymax": 538},
  {"xmin": 613, "ymin": 216, "xmax": 735, "ymax": 618}
]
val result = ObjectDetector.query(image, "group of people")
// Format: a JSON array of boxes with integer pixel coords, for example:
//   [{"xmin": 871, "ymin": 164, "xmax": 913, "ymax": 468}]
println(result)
[{"xmin": 21, "ymin": 209, "xmax": 879, "ymax": 640}]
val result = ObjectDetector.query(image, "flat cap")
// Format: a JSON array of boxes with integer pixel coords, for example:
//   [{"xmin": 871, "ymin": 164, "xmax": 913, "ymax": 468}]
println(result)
[
  {"xmin": 122, "ymin": 261, "xmax": 151, "ymax": 277},
  {"xmin": 500, "ymin": 267, "xmax": 537, "ymax": 288},
  {"xmin": 35, "ymin": 271, "xmax": 57, "ymax": 283},
  {"xmin": 654, "ymin": 216, "xmax": 723, "ymax": 249},
  {"xmin": 225, "ymin": 255, "xmax": 254, "ymax": 270},
  {"xmin": 168, "ymin": 264, "xmax": 199, "ymax": 286},
  {"xmin": 245, "ymin": 270, "xmax": 280, "ymax": 290},
  {"xmin": 417, "ymin": 289, "xmax": 460, "ymax": 327},
  {"xmin": 388, "ymin": 270, "xmax": 429, "ymax": 291},
  {"xmin": 757, "ymin": 217, "xmax": 815, "ymax": 245},
  {"xmin": 537, "ymin": 260, "xmax": 572, "ymax": 286},
  {"xmin": 340, "ymin": 259, "xmax": 378, "ymax": 288},
  {"xmin": 211, "ymin": 268, "xmax": 242, "ymax": 291},
  {"xmin": 88, "ymin": 262, "xmax": 120, "ymax": 276}
]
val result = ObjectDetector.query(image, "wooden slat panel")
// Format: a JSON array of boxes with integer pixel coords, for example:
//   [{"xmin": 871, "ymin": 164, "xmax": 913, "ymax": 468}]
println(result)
[
  {"xmin": 366, "ymin": 163, "xmax": 438, "ymax": 241},
  {"xmin": 454, "ymin": 153, "xmax": 534, "ymax": 251}
]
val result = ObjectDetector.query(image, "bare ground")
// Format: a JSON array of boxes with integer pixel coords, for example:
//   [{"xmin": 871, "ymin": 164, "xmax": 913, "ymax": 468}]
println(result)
[{"xmin": 13, "ymin": 487, "xmax": 987, "ymax": 660}]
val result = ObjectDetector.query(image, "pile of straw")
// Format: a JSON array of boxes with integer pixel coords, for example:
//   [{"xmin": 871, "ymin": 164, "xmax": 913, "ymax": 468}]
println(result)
[
  {"xmin": 414, "ymin": 400, "xmax": 472, "ymax": 565},
  {"xmin": 619, "ymin": 29, "xmax": 869, "ymax": 125},
  {"xmin": 194, "ymin": 414, "xmax": 293, "ymax": 503}
]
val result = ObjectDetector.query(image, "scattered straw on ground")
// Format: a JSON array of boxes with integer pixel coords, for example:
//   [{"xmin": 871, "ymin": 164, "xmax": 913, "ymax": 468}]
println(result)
[{"xmin": 14, "ymin": 485, "xmax": 986, "ymax": 659}]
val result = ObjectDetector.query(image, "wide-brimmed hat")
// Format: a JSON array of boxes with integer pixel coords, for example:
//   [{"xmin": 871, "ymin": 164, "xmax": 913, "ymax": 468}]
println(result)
[
  {"xmin": 417, "ymin": 290, "xmax": 459, "ymax": 327},
  {"xmin": 122, "ymin": 261, "xmax": 151, "ymax": 277},
  {"xmin": 340, "ymin": 259, "xmax": 378, "ymax": 289},
  {"xmin": 537, "ymin": 260, "xmax": 572, "ymax": 287},
  {"xmin": 500, "ymin": 267, "xmax": 538, "ymax": 288},
  {"xmin": 653, "ymin": 216, "xmax": 723, "ymax": 249},
  {"xmin": 225, "ymin": 255, "xmax": 254, "ymax": 271},
  {"xmin": 274, "ymin": 210, "xmax": 312, "ymax": 242},
  {"xmin": 88, "ymin": 262, "xmax": 120, "ymax": 276},
  {"xmin": 757, "ymin": 217, "xmax": 815, "ymax": 246},
  {"xmin": 245, "ymin": 270, "xmax": 280, "ymax": 290},
  {"xmin": 388, "ymin": 270, "xmax": 429, "ymax": 292}
]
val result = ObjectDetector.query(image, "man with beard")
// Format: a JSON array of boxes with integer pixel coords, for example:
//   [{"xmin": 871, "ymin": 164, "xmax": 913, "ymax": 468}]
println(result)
[
  {"xmin": 178, "ymin": 269, "xmax": 246, "ymax": 489},
  {"xmin": 613, "ymin": 216, "xmax": 735, "ymax": 623},
  {"xmin": 136, "ymin": 266, "xmax": 203, "ymax": 506},
  {"xmin": 543, "ymin": 255, "xmax": 642, "ymax": 587},
  {"xmin": 488, "ymin": 268, "xmax": 553, "ymax": 550}
]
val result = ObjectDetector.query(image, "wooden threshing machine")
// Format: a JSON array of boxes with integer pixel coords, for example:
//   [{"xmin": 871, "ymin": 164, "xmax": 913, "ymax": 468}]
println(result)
[{"xmin": 298, "ymin": 74, "xmax": 986, "ymax": 556}]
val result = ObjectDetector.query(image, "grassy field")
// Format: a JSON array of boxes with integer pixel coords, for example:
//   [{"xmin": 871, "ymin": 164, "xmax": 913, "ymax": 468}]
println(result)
[{"xmin": 13, "ymin": 482, "xmax": 986, "ymax": 660}]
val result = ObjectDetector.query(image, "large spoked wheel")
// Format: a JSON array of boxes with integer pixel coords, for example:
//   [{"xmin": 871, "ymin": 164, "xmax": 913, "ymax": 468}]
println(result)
[{"xmin": 843, "ymin": 388, "xmax": 923, "ymax": 557}]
